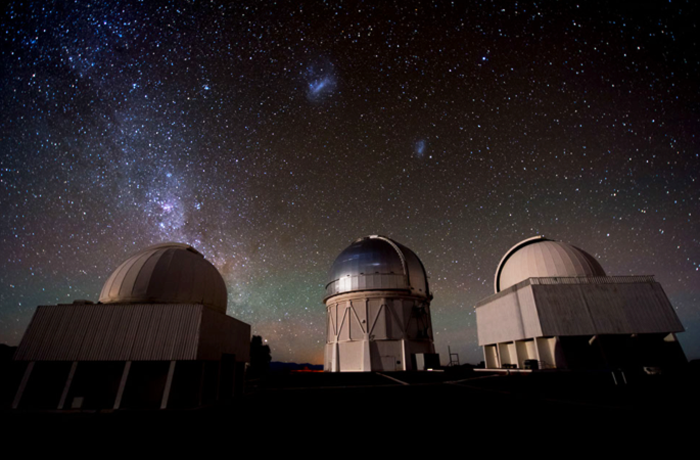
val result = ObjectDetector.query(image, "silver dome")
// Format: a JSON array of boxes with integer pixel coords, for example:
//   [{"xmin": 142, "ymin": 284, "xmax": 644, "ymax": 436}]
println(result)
[
  {"xmin": 495, "ymin": 236, "xmax": 606, "ymax": 293},
  {"xmin": 99, "ymin": 243, "xmax": 228, "ymax": 313},
  {"xmin": 325, "ymin": 235, "xmax": 430, "ymax": 300}
]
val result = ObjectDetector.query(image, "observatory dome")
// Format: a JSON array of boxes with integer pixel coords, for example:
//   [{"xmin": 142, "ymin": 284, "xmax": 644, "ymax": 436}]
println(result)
[
  {"xmin": 325, "ymin": 235, "xmax": 430, "ymax": 300},
  {"xmin": 495, "ymin": 236, "xmax": 606, "ymax": 293},
  {"xmin": 99, "ymin": 243, "xmax": 227, "ymax": 314}
]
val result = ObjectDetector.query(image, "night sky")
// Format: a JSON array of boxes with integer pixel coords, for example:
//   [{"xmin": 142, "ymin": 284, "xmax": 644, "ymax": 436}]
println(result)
[{"xmin": 1, "ymin": 1, "xmax": 699, "ymax": 365}]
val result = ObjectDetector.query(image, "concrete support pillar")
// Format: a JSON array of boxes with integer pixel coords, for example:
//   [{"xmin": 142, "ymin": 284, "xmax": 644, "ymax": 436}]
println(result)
[
  {"xmin": 497, "ymin": 342, "xmax": 510, "ymax": 367},
  {"xmin": 401, "ymin": 338, "xmax": 408, "ymax": 371},
  {"xmin": 331, "ymin": 341, "xmax": 339, "ymax": 371},
  {"xmin": 113, "ymin": 361, "xmax": 131, "ymax": 409},
  {"xmin": 161, "ymin": 360, "xmax": 176, "ymax": 409},
  {"xmin": 58, "ymin": 361, "xmax": 78, "ymax": 409},
  {"xmin": 534, "ymin": 338, "xmax": 543, "ymax": 367},
  {"xmin": 491, "ymin": 344, "xmax": 500, "ymax": 368},
  {"xmin": 12, "ymin": 361, "xmax": 34, "ymax": 409}
]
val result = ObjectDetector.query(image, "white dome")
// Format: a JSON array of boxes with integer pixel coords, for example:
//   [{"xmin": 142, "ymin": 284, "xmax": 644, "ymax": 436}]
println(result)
[
  {"xmin": 99, "ymin": 243, "xmax": 227, "ymax": 313},
  {"xmin": 495, "ymin": 236, "xmax": 606, "ymax": 293}
]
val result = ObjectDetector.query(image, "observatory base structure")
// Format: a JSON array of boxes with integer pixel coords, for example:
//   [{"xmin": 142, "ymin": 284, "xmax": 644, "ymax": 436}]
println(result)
[
  {"xmin": 476, "ymin": 236, "xmax": 686, "ymax": 372},
  {"xmin": 9, "ymin": 303, "xmax": 250, "ymax": 410},
  {"xmin": 476, "ymin": 276, "xmax": 686, "ymax": 370},
  {"xmin": 5, "ymin": 243, "xmax": 251, "ymax": 411},
  {"xmin": 325, "ymin": 290, "xmax": 435, "ymax": 372},
  {"xmin": 324, "ymin": 235, "xmax": 437, "ymax": 372}
]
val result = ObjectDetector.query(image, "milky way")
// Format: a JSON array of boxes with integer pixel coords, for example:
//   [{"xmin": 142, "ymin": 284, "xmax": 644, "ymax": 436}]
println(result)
[{"xmin": 1, "ymin": 1, "xmax": 699, "ymax": 364}]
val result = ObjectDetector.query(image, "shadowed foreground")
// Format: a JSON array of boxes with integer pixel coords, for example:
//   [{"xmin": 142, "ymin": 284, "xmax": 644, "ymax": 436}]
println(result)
[{"xmin": 4, "ymin": 366, "xmax": 699, "ymax": 442}]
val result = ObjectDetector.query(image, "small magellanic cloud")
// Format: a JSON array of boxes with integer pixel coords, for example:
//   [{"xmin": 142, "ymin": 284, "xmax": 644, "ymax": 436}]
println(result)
[{"xmin": 415, "ymin": 139, "xmax": 426, "ymax": 158}]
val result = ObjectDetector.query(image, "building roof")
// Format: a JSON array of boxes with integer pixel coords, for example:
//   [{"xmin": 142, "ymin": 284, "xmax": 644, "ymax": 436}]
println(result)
[
  {"xmin": 325, "ymin": 235, "xmax": 430, "ymax": 300},
  {"xmin": 99, "ymin": 243, "xmax": 227, "ymax": 313},
  {"xmin": 494, "ymin": 236, "xmax": 606, "ymax": 293}
]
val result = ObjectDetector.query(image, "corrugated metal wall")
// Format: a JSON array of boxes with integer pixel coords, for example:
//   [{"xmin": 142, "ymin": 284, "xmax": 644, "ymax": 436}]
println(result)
[
  {"xmin": 14, "ymin": 304, "xmax": 205, "ymax": 361},
  {"xmin": 199, "ymin": 306, "xmax": 250, "ymax": 361},
  {"xmin": 476, "ymin": 276, "xmax": 684, "ymax": 346},
  {"xmin": 535, "ymin": 282, "xmax": 684, "ymax": 336}
]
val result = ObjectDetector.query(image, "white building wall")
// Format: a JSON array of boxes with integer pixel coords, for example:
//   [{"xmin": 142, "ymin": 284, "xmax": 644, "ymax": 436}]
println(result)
[
  {"xmin": 477, "ymin": 278, "xmax": 684, "ymax": 348},
  {"xmin": 325, "ymin": 291, "xmax": 434, "ymax": 372}
]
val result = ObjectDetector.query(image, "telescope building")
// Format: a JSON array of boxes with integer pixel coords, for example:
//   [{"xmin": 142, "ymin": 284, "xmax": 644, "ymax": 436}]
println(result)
[
  {"xmin": 323, "ymin": 235, "xmax": 437, "ymax": 372},
  {"xmin": 476, "ymin": 236, "xmax": 686, "ymax": 371},
  {"xmin": 9, "ymin": 243, "xmax": 250, "ymax": 410}
]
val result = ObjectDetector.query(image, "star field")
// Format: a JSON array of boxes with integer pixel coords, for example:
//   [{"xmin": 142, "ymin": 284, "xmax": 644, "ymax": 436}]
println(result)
[{"xmin": 1, "ymin": 1, "xmax": 699, "ymax": 364}]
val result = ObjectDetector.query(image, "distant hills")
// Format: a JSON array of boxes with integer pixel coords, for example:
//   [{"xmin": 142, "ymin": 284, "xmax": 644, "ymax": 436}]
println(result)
[{"xmin": 269, "ymin": 362, "xmax": 323, "ymax": 372}]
